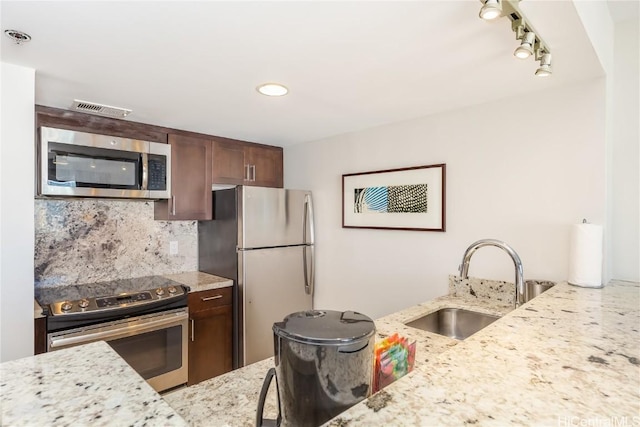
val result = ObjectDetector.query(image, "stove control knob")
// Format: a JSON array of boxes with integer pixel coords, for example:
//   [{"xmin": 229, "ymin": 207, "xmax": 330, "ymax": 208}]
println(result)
[
  {"xmin": 155, "ymin": 288, "xmax": 165, "ymax": 296},
  {"xmin": 78, "ymin": 299, "xmax": 90, "ymax": 309},
  {"xmin": 168, "ymin": 286, "xmax": 177, "ymax": 294},
  {"xmin": 61, "ymin": 301, "xmax": 73, "ymax": 312}
]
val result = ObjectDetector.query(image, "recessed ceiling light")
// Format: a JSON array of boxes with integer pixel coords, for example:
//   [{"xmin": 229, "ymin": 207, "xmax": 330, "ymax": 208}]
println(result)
[
  {"xmin": 256, "ymin": 83, "xmax": 289, "ymax": 97},
  {"xmin": 4, "ymin": 29, "xmax": 31, "ymax": 44}
]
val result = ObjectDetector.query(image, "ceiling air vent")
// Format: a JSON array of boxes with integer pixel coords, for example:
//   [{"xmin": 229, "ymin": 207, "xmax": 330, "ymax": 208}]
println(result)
[{"xmin": 71, "ymin": 99, "xmax": 132, "ymax": 119}]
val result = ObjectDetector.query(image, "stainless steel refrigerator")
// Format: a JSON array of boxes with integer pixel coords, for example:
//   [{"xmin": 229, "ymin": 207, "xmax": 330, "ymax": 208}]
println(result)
[{"xmin": 198, "ymin": 186, "xmax": 314, "ymax": 367}]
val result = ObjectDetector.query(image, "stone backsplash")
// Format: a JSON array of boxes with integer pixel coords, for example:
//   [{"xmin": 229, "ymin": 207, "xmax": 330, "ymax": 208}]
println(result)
[
  {"xmin": 448, "ymin": 275, "xmax": 516, "ymax": 305},
  {"xmin": 35, "ymin": 199, "xmax": 197, "ymax": 288},
  {"xmin": 449, "ymin": 275, "xmax": 557, "ymax": 306}
]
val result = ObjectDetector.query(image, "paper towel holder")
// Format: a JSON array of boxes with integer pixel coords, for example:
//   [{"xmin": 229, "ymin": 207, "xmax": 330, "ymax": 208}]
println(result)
[{"xmin": 568, "ymin": 219, "xmax": 604, "ymax": 289}]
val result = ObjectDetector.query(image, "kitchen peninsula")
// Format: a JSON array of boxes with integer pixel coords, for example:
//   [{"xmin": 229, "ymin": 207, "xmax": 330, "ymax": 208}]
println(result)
[{"xmin": 2, "ymin": 280, "xmax": 638, "ymax": 426}]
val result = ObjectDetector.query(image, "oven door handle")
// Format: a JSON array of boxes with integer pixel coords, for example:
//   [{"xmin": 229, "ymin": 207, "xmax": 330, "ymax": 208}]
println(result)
[{"xmin": 49, "ymin": 311, "xmax": 188, "ymax": 350}]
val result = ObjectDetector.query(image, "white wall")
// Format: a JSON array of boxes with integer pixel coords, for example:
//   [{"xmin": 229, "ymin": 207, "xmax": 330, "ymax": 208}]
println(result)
[
  {"xmin": 0, "ymin": 62, "xmax": 36, "ymax": 362},
  {"xmin": 573, "ymin": 1, "xmax": 615, "ymax": 77},
  {"xmin": 573, "ymin": 1, "xmax": 616, "ymax": 283},
  {"xmin": 611, "ymin": 18, "xmax": 640, "ymax": 281},
  {"xmin": 285, "ymin": 80, "xmax": 606, "ymax": 319}
]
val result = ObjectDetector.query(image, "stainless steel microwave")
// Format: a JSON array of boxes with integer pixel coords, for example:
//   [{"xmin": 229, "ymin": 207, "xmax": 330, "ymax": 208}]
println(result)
[{"xmin": 39, "ymin": 126, "xmax": 171, "ymax": 199}]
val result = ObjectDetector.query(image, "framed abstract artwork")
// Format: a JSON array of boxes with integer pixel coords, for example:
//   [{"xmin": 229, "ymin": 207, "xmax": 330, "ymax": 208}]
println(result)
[{"xmin": 342, "ymin": 164, "xmax": 446, "ymax": 231}]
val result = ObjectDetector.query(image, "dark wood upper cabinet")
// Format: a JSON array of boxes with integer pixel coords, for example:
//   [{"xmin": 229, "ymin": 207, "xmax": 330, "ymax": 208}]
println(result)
[
  {"xmin": 155, "ymin": 134, "xmax": 212, "ymax": 221},
  {"xmin": 36, "ymin": 105, "xmax": 169, "ymax": 143},
  {"xmin": 211, "ymin": 139, "xmax": 247, "ymax": 185},
  {"xmin": 246, "ymin": 145, "xmax": 283, "ymax": 188},
  {"xmin": 211, "ymin": 139, "xmax": 283, "ymax": 188},
  {"xmin": 35, "ymin": 106, "xmax": 284, "ymax": 222}
]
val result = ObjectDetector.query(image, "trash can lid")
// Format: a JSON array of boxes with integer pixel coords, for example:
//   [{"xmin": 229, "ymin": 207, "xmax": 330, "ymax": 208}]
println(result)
[{"xmin": 273, "ymin": 310, "xmax": 375, "ymax": 346}]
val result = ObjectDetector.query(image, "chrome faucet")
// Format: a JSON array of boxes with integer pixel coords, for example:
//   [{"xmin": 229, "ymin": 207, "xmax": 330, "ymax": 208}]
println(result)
[{"xmin": 458, "ymin": 239, "xmax": 525, "ymax": 308}]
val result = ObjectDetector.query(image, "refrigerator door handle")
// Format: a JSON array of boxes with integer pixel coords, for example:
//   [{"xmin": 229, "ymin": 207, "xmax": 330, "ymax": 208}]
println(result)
[
  {"xmin": 303, "ymin": 244, "xmax": 315, "ymax": 296},
  {"xmin": 303, "ymin": 193, "xmax": 315, "ymax": 245},
  {"xmin": 303, "ymin": 194, "xmax": 315, "ymax": 296}
]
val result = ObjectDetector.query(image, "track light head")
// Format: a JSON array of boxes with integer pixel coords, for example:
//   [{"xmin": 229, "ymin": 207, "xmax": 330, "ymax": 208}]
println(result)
[
  {"xmin": 478, "ymin": 0, "xmax": 553, "ymax": 77},
  {"xmin": 535, "ymin": 53, "xmax": 552, "ymax": 77},
  {"xmin": 479, "ymin": 0, "xmax": 502, "ymax": 20},
  {"xmin": 514, "ymin": 32, "xmax": 535, "ymax": 59}
]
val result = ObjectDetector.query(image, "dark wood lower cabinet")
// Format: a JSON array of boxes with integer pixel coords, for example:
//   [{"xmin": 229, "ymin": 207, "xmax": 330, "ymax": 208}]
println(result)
[
  {"xmin": 188, "ymin": 288, "xmax": 233, "ymax": 386},
  {"xmin": 34, "ymin": 317, "xmax": 47, "ymax": 355}
]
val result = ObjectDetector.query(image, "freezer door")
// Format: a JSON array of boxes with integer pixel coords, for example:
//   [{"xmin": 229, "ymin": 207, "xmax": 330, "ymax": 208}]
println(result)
[
  {"xmin": 240, "ymin": 187, "xmax": 314, "ymax": 248},
  {"xmin": 241, "ymin": 245, "xmax": 313, "ymax": 365}
]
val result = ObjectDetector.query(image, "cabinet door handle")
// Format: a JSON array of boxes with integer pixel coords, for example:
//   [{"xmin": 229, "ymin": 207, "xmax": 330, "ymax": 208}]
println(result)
[
  {"xmin": 244, "ymin": 164, "xmax": 250, "ymax": 181},
  {"xmin": 250, "ymin": 164, "xmax": 256, "ymax": 182},
  {"xmin": 191, "ymin": 318, "xmax": 194, "ymax": 342},
  {"xmin": 201, "ymin": 295, "xmax": 223, "ymax": 302},
  {"xmin": 171, "ymin": 195, "xmax": 176, "ymax": 216}
]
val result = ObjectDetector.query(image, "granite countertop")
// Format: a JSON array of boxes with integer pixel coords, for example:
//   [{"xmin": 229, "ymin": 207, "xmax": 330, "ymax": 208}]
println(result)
[
  {"xmin": 328, "ymin": 280, "xmax": 640, "ymax": 426},
  {"xmin": 163, "ymin": 292, "xmax": 515, "ymax": 426},
  {"xmin": 0, "ymin": 341, "xmax": 186, "ymax": 426},
  {"xmin": 34, "ymin": 299, "xmax": 44, "ymax": 319},
  {"xmin": 12, "ymin": 279, "xmax": 639, "ymax": 426},
  {"xmin": 165, "ymin": 280, "xmax": 639, "ymax": 426},
  {"xmin": 162, "ymin": 271, "xmax": 233, "ymax": 293}
]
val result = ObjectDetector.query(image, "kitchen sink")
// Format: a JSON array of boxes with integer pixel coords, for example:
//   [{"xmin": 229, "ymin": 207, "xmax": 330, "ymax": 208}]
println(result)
[{"xmin": 404, "ymin": 308, "xmax": 500, "ymax": 340}]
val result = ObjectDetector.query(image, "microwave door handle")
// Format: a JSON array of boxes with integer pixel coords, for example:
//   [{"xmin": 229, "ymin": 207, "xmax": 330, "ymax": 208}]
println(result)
[{"xmin": 141, "ymin": 152, "xmax": 148, "ymax": 190}]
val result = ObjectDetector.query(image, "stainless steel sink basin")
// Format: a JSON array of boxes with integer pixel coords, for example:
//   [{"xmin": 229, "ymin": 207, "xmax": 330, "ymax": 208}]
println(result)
[{"xmin": 405, "ymin": 308, "xmax": 500, "ymax": 340}]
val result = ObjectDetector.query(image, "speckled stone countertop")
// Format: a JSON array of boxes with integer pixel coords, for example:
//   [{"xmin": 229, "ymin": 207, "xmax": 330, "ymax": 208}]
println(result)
[
  {"xmin": 328, "ymin": 280, "xmax": 640, "ymax": 426},
  {"xmin": 162, "ymin": 271, "xmax": 233, "ymax": 292},
  {"xmin": 163, "ymin": 292, "xmax": 514, "ymax": 426},
  {"xmin": 14, "ymin": 279, "xmax": 638, "ymax": 426},
  {"xmin": 0, "ymin": 341, "xmax": 186, "ymax": 426},
  {"xmin": 34, "ymin": 299, "xmax": 44, "ymax": 319},
  {"xmin": 165, "ymin": 280, "xmax": 639, "ymax": 426}
]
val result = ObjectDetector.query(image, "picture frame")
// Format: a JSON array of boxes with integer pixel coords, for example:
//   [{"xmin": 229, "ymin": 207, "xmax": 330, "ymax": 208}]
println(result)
[{"xmin": 342, "ymin": 164, "xmax": 446, "ymax": 231}]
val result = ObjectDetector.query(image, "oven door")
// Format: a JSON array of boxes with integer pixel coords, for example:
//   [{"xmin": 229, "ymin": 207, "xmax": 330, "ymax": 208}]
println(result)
[{"xmin": 48, "ymin": 308, "xmax": 188, "ymax": 393}]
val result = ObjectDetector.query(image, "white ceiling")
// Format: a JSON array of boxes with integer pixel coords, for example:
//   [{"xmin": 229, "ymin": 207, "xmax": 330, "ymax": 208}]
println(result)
[
  {"xmin": 608, "ymin": 0, "xmax": 639, "ymax": 23},
  {"xmin": 1, "ymin": 1, "xmax": 606, "ymax": 146}
]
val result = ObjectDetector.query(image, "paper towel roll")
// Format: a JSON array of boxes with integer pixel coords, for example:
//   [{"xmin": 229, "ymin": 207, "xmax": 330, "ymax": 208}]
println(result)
[{"xmin": 568, "ymin": 223, "xmax": 603, "ymax": 288}]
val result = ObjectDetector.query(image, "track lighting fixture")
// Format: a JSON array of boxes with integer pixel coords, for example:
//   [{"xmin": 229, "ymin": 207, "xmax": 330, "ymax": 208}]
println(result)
[
  {"xmin": 478, "ymin": 0, "xmax": 552, "ymax": 77},
  {"xmin": 535, "ymin": 53, "xmax": 552, "ymax": 77},
  {"xmin": 479, "ymin": 0, "xmax": 502, "ymax": 20},
  {"xmin": 514, "ymin": 31, "xmax": 535, "ymax": 59}
]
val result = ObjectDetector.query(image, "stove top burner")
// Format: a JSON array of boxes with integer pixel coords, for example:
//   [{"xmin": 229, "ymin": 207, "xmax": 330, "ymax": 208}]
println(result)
[
  {"xmin": 40, "ymin": 276, "xmax": 190, "ymax": 332},
  {"xmin": 49, "ymin": 283, "xmax": 186, "ymax": 316}
]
